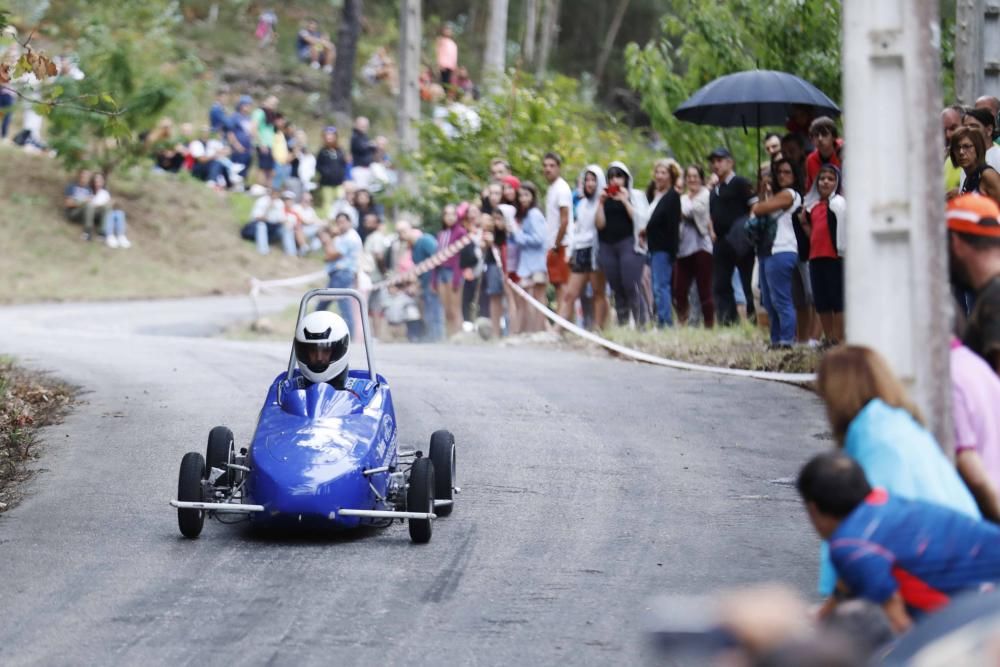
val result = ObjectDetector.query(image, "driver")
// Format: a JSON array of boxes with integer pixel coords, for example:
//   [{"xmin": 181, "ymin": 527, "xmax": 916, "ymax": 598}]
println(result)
[{"xmin": 293, "ymin": 310, "xmax": 350, "ymax": 389}]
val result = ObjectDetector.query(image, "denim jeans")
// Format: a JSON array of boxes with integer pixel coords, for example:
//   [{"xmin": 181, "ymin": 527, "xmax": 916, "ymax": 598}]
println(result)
[
  {"xmin": 421, "ymin": 286, "xmax": 445, "ymax": 342},
  {"xmin": 321, "ymin": 269, "xmax": 356, "ymax": 334},
  {"xmin": 103, "ymin": 210, "xmax": 127, "ymax": 237},
  {"xmin": 254, "ymin": 221, "xmax": 297, "ymax": 256},
  {"xmin": 649, "ymin": 251, "xmax": 674, "ymax": 326},
  {"xmin": 272, "ymin": 163, "xmax": 292, "ymax": 190},
  {"xmin": 760, "ymin": 252, "xmax": 797, "ymax": 345}
]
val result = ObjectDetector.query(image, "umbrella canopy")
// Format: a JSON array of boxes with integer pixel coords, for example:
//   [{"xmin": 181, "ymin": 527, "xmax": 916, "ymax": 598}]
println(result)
[{"xmin": 674, "ymin": 69, "xmax": 840, "ymax": 128}]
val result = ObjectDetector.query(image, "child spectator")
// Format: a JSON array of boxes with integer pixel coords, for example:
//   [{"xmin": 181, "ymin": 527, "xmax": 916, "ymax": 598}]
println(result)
[
  {"xmin": 459, "ymin": 203, "xmax": 484, "ymax": 325},
  {"xmin": 804, "ymin": 117, "xmax": 843, "ymax": 191},
  {"xmin": 255, "ymin": 9, "xmax": 278, "ymax": 46},
  {"xmin": 801, "ymin": 164, "xmax": 846, "ymax": 343},
  {"xmin": 297, "ymin": 19, "xmax": 335, "ymax": 72},
  {"xmin": 436, "ymin": 24, "xmax": 458, "ymax": 87},
  {"xmin": 315, "ymin": 126, "xmax": 348, "ymax": 208},
  {"xmin": 90, "ymin": 173, "xmax": 131, "ymax": 249}
]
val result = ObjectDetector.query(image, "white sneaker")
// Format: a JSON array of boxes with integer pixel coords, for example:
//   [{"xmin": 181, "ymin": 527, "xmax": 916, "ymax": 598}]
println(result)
[
  {"xmin": 323, "ymin": 64, "xmax": 333, "ymax": 73},
  {"xmin": 310, "ymin": 61, "xmax": 321, "ymax": 70},
  {"xmin": 105, "ymin": 235, "xmax": 120, "ymax": 249},
  {"xmin": 117, "ymin": 235, "xmax": 131, "ymax": 249}
]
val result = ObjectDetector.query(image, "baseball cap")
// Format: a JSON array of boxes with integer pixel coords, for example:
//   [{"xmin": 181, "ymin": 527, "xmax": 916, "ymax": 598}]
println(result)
[
  {"xmin": 707, "ymin": 147, "xmax": 732, "ymax": 160},
  {"xmin": 281, "ymin": 190, "xmax": 297, "ymax": 200},
  {"xmin": 947, "ymin": 194, "xmax": 1000, "ymax": 237},
  {"xmin": 324, "ymin": 125, "xmax": 337, "ymax": 134},
  {"xmin": 238, "ymin": 95, "xmax": 253, "ymax": 107}
]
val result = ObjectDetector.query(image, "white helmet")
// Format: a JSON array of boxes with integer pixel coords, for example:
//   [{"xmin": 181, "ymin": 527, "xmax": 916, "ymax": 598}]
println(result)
[{"xmin": 294, "ymin": 310, "xmax": 350, "ymax": 384}]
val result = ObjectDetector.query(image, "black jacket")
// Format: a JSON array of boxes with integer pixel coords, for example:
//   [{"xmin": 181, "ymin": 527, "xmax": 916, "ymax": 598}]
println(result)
[
  {"xmin": 350, "ymin": 130, "xmax": 376, "ymax": 168},
  {"xmin": 316, "ymin": 147, "xmax": 347, "ymax": 186},
  {"xmin": 646, "ymin": 189, "xmax": 681, "ymax": 257}
]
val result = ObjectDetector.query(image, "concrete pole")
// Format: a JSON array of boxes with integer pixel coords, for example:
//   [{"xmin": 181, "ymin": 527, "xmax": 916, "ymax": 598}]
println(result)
[
  {"xmin": 397, "ymin": 0, "xmax": 421, "ymax": 155},
  {"xmin": 483, "ymin": 0, "xmax": 510, "ymax": 85},
  {"xmin": 955, "ymin": 0, "xmax": 985, "ymax": 105},
  {"xmin": 842, "ymin": 0, "xmax": 952, "ymax": 453}
]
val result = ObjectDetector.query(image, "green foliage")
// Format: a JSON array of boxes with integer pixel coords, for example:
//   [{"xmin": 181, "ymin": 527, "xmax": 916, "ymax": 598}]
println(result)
[
  {"xmin": 44, "ymin": 0, "xmax": 191, "ymax": 173},
  {"xmin": 625, "ymin": 0, "xmax": 842, "ymax": 174},
  {"xmin": 387, "ymin": 73, "xmax": 658, "ymax": 223}
]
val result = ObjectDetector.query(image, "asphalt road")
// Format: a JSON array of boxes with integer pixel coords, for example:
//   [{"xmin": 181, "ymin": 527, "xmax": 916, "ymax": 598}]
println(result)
[{"xmin": 0, "ymin": 296, "xmax": 829, "ymax": 666}]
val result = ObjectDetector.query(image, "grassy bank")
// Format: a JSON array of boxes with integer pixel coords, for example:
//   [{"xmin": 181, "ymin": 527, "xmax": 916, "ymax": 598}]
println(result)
[
  {"xmin": 0, "ymin": 357, "xmax": 75, "ymax": 512},
  {"xmin": 1, "ymin": 145, "xmax": 319, "ymax": 304}
]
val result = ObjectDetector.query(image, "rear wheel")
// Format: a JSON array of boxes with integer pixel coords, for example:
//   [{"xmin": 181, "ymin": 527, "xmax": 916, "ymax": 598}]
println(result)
[
  {"xmin": 429, "ymin": 430, "xmax": 456, "ymax": 517},
  {"xmin": 177, "ymin": 452, "xmax": 206, "ymax": 538},
  {"xmin": 407, "ymin": 457, "xmax": 434, "ymax": 544},
  {"xmin": 205, "ymin": 426, "xmax": 235, "ymax": 488}
]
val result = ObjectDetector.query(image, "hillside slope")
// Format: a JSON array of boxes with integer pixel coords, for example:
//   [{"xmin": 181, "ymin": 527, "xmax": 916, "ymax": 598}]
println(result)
[{"xmin": 1, "ymin": 146, "xmax": 316, "ymax": 304}]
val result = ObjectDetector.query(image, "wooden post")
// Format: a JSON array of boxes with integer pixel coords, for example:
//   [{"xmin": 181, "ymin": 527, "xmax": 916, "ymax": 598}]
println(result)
[{"xmin": 842, "ymin": 1, "xmax": 952, "ymax": 452}]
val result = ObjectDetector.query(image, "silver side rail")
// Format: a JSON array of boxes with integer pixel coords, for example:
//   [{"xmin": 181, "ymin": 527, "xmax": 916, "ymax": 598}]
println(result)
[
  {"xmin": 333, "ymin": 508, "xmax": 436, "ymax": 520},
  {"xmin": 170, "ymin": 500, "xmax": 265, "ymax": 513}
]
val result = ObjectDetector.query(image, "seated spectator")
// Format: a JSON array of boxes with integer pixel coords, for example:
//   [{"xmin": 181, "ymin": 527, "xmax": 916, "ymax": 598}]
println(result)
[
  {"xmin": 90, "ymin": 173, "xmax": 131, "ymax": 249},
  {"xmin": 291, "ymin": 192, "xmax": 324, "ymax": 255},
  {"xmin": 64, "ymin": 169, "xmax": 102, "ymax": 241},
  {"xmin": 146, "ymin": 118, "xmax": 185, "ymax": 173},
  {"xmin": 814, "ymin": 345, "xmax": 981, "ymax": 599},
  {"xmin": 327, "ymin": 180, "xmax": 359, "ymax": 228},
  {"xmin": 188, "ymin": 126, "xmax": 226, "ymax": 187},
  {"xmin": 797, "ymin": 452, "xmax": 1000, "ymax": 633},
  {"xmin": 454, "ymin": 66, "xmax": 478, "ymax": 100},
  {"xmin": 419, "ymin": 65, "xmax": 436, "ymax": 102},
  {"xmin": 255, "ymin": 9, "xmax": 278, "ymax": 46},
  {"xmin": 362, "ymin": 46, "xmax": 398, "ymax": 92},
  {"xmin": 952, "ymin": 337, "xmax": 1000, "ymax": 522},
  {"xmin": 247, "ymin": 188, "xmax": 290, "ymax": 255},
  {"xmin": 297, "ymin": 19, "xmax": 334, "ymax": 72}
]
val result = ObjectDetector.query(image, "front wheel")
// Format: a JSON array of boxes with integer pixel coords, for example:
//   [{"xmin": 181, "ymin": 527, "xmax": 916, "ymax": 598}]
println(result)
[
  {"xmin": 428, "ymin": 430, "xmax": 456, "ymax": 517},
  {"xmin": 177, "ymin": 452, "xmax": 206, "ymax": 538},
  {"xmin": 205, "ymin": 426, "xmax": 235, "ymax": 488},
  {"xmin": 407, "ymin": 457, "xmax": 435, "ymax": 544}
]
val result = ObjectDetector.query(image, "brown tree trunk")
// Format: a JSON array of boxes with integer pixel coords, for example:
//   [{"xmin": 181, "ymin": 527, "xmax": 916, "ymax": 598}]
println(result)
[
  {"xmin": 523, "ymin": 0, "xmax": 539, "ymax": 68},
  {"xmin": 594, "ymin": 0, "xmax": 630, "ymax": 87},
  {"xmin": 535, "ymin": 0, "xmax": 561, "ymax": 79},
  {"xmin": 483, "ymin": 0, "xmax": 510, "ymax": 84},
  {"xmin": 330, "ymin": 0, "xmax": 363, "ymax": 119}
]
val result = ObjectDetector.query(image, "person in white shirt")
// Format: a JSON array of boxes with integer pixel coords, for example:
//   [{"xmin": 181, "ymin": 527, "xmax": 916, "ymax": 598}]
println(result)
[
  {"xmin": 327, "ymin": 180, "xmax": 359, "ymax": 229},
  {"xmin": 249, "ymin": 189, "xmax": 290, "ymax": 255},
  {"xmin": 90, "ymin": 173, "xmax": 131, "ymax": 249},
  {"xmin": 558, "ymin": 164, "xmax": 608, "ymax": 328},
  {"xmin": 542, "ymin": 152, "xmax": 574, "ymax": 301}
]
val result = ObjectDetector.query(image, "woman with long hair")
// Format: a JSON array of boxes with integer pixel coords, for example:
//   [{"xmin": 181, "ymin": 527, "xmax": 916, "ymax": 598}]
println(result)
[
  {"xmin": 675, "ymin": 165, "xmax": 714, "ymax": 327},
  {"xmin": 645, "ymin": 159, "xmax": 682, "ymax": 327},
  {"xmin": 510, "ymin": 181, "xmax": 548, "ymax": 332},
  {"xmin": 951, "ymin": 125, "xmax": 1000, "ymax": 205},
  {"xmin": 433, "ymin": 203, "xmax": 467, "ymax": 337},
  {"xmin": 751, "ymin": 157, "xmax": 802, "ymax": 348},
  {"xmin": 814, "ymin": 346, "xmax": 980, "ymax": 599}
]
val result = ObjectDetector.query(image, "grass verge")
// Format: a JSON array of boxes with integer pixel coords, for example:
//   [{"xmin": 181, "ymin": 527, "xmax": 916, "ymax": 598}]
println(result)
[{"xmin": 0, "ymin": 357, "xmax": 75, "ymax": 512}]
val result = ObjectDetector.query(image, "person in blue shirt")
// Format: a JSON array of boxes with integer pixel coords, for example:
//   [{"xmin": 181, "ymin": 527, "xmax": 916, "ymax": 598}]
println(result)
[
  {"xmin": 318, "ymin": 212, "xmax": 362, "ymax": 334},
  {"xmin": 797, "ymin": 452, "xmax": 1000, "ymax": 633},
  {"xmin": 209, "ymin": 88, "xmax": 229, "ymax": 135},
  {"xmin": 226, "ymin": 96, "xmax": 255, "ymax": 180},
  {"xmin": 407, "ymin": 225, "xmax": 444, "ymax": 342},
  {"xmin": 814, "ymin": 345, "xmax": 981, "ymax": 598}
]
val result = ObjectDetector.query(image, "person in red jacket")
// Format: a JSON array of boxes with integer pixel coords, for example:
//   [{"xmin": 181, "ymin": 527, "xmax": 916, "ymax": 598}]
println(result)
[{"xmin": 805, "ymin": 117, "xmax": 843, "ymax": 191}]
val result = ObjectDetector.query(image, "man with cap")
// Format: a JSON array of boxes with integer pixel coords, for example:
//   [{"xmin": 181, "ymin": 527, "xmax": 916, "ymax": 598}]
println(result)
[
  {"xmin": 949, "ymin": 193, "xmax": 1000, "ymax": 373},
  {"xmin": 708, "ymin": 147, "xmax": 757, "ymax": 325}
]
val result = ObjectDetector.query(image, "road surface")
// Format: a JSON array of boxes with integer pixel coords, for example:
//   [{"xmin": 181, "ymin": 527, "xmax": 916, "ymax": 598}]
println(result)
[{"xmin": 0, "ymin": 296, "xmax": 829, "ymax": 665}]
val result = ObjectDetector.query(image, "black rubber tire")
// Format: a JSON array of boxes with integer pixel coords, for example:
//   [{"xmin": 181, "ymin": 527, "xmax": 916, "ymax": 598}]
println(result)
[
  {"xmin": 407, "ymin": 458, "xmax": 435, "ymax": 544},
  {"xmin": 177, "ymin": 452, "xmax": 206, "ymax": 538},
  {"xmin": 205, "ymin": 426, "xmax": 234, "ymax": 488},
  {"xmin": 428, "ymin": 430, "xmax": 455, "ymax": 517}
]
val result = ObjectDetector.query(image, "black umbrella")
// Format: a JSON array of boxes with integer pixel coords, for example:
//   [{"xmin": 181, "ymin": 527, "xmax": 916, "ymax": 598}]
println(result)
[
  {"xmin": 674, "ymin": 69, "xmax": 841, "ymax": 169},
  {"xmin": 674, "ymin": 69, "xmax": 840, "ymax": 128}
]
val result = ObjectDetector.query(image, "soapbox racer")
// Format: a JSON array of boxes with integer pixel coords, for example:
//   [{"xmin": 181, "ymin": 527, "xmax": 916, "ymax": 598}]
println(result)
[{"xmin": 169, "ymin": 288, "xmax": 457, "ymax": 543}]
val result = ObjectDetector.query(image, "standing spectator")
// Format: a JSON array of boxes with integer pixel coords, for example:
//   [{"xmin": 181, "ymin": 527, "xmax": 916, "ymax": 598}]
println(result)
[
  {"xmin": 796, "ymin": 452, "xmax": 1000, "ymax": 633},
  {"xmin": 436, "ymin": 24, "xmax": 458, "ymax": 87},
  {"xmin": 434, "ymin": 203, "xmax": 468, "ymax": 337},
  {"xmin": 559, "ymin": 165, "xmax": 608, "ymax": 329},
  {"xmin": 948, "ymin": 194, "xmax": 1000, "ymax": 372},
  {"xmin": 297, "ymin": 19, "xmax": 335, "ymax": 72},
  {"xmin": 408, "ymin": 224, "xmax": 444, "ymax": 342},
  {"xmin": 802, "ymin": 165, "xmax": 846, "ymax": 343},
  {"xmin": 288, "ymin": 128, "xmax": 316, "ymax": 197},
  {"xmin": 645, "ymin": 159, "xmax": 683, "ymax": 327},
  {"xmin": 780, "ymin": 133, "xmax": 807, "ymax": 176},
  {"xmin": 209, "ymin": 87, "xmax": 229, "ymax": 135},
  {"xmin": 952, "ymin": 126, "xmax": 1000, "ymax": 204},
  {"xmin": 676, "ymin": 165, "xmax": 715, "ymax": 327},
  {"xmin": 542, "ymin": 152, "xmax": 574, "ymax": 303},
  {"xmin": 315, "ymin": 126, "xmax": 347, "ymax": 208},
  {"xmin": 327, "ymin": 180, "xmax": 359, "ymax": 229},
  {"xmin": 708, "ymin": 147, "xmax": 756, "ymax": 326},
  {"xmin": 975, "ymin": 95, "xmax": 1000, "ymax": 143},
  {"xmin": 510, "ymin": 182, "xmax": 549, "ymax": 333},
  {"xmin": 251, "ymin": 95, "xmax": 279, "ymax": 186},
  {"xmin": 255, "ymin": 8, "xmax": 278, "ymax": 46},
  {"xmin": 952, "ymin": 337, "xmax": 1000, "ymax": 521},
  {"xmin": 226, "ymin": 96, "xmax": 255, "ymax": 183},
  {"xmin": 353, "ymin": 188, "xmax": 383, "ymax": 242},
  {"xmin": 751, "ymin": 157, "xmax": 802, "ymax": 348},
  {"xmin": 814, "ymin": 345, "xmax": 981, "ymax": 599},
  {"xmin": 763, "ymin": 132, "xmax": 782, "ymax": 162},
  {"xmin": 961, "ymin": 107, "xmax": 1000, "ymax": 186},
  {"xmin": 459, "ymin": 205, "xmax": 484, "ymax": 325},
  {"xmin": 490, "ymin": 158, "xmax": 511, "ymax": 182},
  {"xmin": 90, "ymin": 173, "xmax": 131, "ymax": 249},
  {"xmin": 319, "ymin": 212, "xmax": 363, "ymax": 333},
  {"xmin": 351, "ymin": 116, "xmax": 376, "ymax": 168},
  {"xmin": 271, "ymin": 113, "xmax": 292, "ymax": 190},
  {"xmin": 804, "ymin": 117, "xmax": 842, "ymax": 191},
  {"xmin": 943, "ymin": 105, "xmax": 965, "ymax": 198},
  {"xmin": 480, "ymin": 209, "xmax": 507, "ymax": 336},
  {"xmin": 595, "ymin": 161, "xmax": 651, "ymax": 327}
]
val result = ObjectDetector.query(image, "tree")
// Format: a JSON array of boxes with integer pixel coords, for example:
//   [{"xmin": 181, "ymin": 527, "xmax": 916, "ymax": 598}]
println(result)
[
  {"xmin": 523, "ymin": 0, "xmax": 539, "ymax": 68},
  {"xmin": 535, "ymin": 0, "xmax": 561, "ymax": 78},
  {"xmin": 483, "ymin": 0, "xmax": 509, "ymax": 84},
  {"xmin": 625, "ymin": 0, "xmax": 841, "ymax": 171},
  {"xmin": 398, "ymin": 0, "xmax": 421, "ymax": 154},
  {"xmin": 594, "ymin": 0, "xmax": 630, "ymax": 86},
  {"xmin": 330, "ymin": 0, "xmax": 362, "ymax": 121}
]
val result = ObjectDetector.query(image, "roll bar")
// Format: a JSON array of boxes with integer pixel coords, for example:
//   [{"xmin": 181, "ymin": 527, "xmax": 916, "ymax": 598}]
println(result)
[{"xmin": 286, "ymin": 288, "xmax": 376, "ymax": 382}]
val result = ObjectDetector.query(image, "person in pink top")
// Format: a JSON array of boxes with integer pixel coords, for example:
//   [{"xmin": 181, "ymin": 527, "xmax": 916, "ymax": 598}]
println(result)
[
  {"xmin": 952, "ymin": 337, "xmax": 1000, "ymax": 522},
  {"xmin": 436, "ymin": 24, "xmax": 458, "ymax": 88},
  {"xmin": 434, "ymin": 203, "xmax": 468, "ymax": 337}
]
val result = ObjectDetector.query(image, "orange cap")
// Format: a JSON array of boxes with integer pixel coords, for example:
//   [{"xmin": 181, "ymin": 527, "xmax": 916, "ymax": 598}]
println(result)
[{"xmin": 947, "ymin": 194, "xmax": 1000, "ymax": 237}]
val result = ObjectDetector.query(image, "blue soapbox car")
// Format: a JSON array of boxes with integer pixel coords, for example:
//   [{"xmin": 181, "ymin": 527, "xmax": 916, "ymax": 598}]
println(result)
[{"xmin": 170, "ymin": 288, "xmax": 457, "ymax": 543}]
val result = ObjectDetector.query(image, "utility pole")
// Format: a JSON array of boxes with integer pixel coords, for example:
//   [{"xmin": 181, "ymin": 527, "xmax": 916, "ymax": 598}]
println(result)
[
  {"xmin": 398, "ymin": 0, "xmax": 421, "ymax": 155},
  {"xmin": 955, "ymin": 0, "xmax": 984, "ymax": 104},
  {"xmin": 842, "ymin": 1, "xmax": 952, "ymax": 452}
]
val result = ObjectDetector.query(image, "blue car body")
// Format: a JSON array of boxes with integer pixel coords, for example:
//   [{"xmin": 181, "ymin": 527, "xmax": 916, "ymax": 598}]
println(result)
[{"xmin": 245, "ymin": 368, "xmax": 398, "ymax": 528}]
